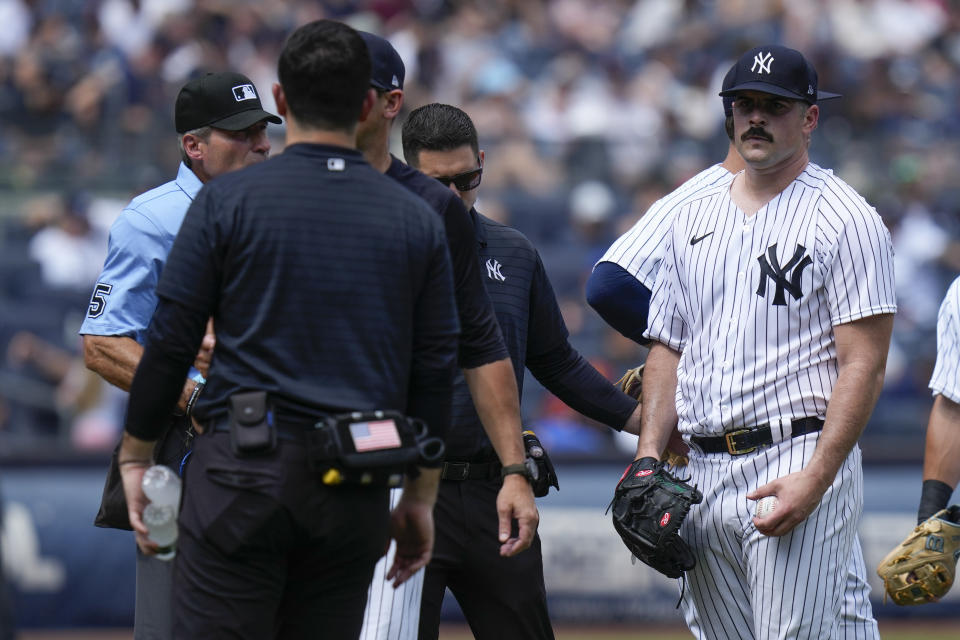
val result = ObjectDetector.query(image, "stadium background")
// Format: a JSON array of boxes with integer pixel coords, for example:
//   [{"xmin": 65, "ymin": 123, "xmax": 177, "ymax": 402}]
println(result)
[{"xmin": 0, "ymin": 0, "xmax": 959, "ymax": 635}]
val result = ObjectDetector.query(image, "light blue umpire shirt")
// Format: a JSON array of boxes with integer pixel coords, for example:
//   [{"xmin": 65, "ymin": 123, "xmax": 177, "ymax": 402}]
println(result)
[{"xmin": 80, "ymin": 162, "xmax": 205, "ymax": 382}]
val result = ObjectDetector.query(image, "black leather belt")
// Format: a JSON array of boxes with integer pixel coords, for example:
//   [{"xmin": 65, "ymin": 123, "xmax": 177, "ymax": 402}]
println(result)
[
  {"xmin": 690, "ymin": 417, "xmax": 824, "ymax": 455},
  {"xmin": 440, "ymin": 460, "xmax": 501, "ymax": 481}
]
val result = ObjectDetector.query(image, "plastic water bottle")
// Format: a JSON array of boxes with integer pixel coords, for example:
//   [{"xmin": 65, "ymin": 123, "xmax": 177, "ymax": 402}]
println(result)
[{"xmin": 141, "ymin": 465, "xmax": 181, "ymax": 561}]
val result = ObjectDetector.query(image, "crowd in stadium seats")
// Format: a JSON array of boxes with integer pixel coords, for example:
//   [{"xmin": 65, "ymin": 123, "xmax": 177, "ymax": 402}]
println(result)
[{"xmin": 0, "ymin": 0, "xmax": 958, "ymax": 459}]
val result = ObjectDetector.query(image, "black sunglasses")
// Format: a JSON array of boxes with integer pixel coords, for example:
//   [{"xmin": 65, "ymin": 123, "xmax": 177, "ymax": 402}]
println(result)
[{"xmin": 433, "ymin": 158, "xmax": 483, "ymax": 191}]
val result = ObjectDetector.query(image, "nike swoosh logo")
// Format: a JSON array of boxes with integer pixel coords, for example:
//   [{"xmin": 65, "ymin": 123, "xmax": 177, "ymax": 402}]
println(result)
[{"xmin": 690, "ymin": 232, "xmax": 714, "ymax": 246}]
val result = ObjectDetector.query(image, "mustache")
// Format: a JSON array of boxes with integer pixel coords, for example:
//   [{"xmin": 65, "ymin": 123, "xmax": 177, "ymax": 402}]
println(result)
[{"xmin": 742, "ymin": 127, "xmax": 773, "ymax": 142}]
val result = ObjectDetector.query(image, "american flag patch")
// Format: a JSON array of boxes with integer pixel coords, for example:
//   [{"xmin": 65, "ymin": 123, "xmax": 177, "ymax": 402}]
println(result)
[{"xmin": 349, "ymin": 419, "xmax": 401, "ymax": 452}]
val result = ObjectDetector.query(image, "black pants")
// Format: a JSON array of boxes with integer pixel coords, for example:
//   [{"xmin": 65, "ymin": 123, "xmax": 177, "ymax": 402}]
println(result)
[
  {"xmin": 174, "ymin": 431, "xmax": 390, "ymax": 639},
  {"xmin": 418, "ymin": 478, "xmax": 554, "ymax": 640}
]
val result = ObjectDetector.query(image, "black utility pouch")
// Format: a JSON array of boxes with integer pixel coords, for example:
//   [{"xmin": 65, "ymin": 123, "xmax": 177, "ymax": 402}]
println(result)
[
  {"xmin": 523, "ymin": 429, "xmax": 559, "ymax": 497},
  {"xmin": 306, "ymin": 410, "xmax": 444, "ymax": 486},
  {"xmin": 228, "ymin": 391, "xmax": 276, "ymax": 455}
]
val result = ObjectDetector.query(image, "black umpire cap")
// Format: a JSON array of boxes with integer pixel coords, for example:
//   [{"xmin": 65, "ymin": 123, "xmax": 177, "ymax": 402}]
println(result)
[
  {"xmin": 359, "ymin": 31, "xmax": 405, "ymax": 91},
  {"xmin": 719, "ymin": 45, "xmax": 840, "ymax": 105},
  {"xmin": 175, "ymin": 71, "xmax": 281, "ymax": 133}
]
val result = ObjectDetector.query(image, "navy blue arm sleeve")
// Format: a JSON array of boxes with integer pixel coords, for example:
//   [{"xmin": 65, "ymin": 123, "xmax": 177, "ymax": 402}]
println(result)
[
  {"xmin": 526, "ymin": 343, "xmax": 637, "ymax": 430},
  {"xmin": 585, "ymin": 261, "xmax": 652, "ymax": 345},
  {"xmin": 526, "ymin": 253, "xmax": 636, "ymax": 430},
  {"xmin": 125, "ymin": 296, "xmax": 208, "ymax": 441}
]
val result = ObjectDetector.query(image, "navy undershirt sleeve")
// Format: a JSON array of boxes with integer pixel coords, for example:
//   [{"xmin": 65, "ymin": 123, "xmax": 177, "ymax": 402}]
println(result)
[
  {"xmin": 585, "ymin": 261, "xmax": 652, "ymax": 345},
  {"xmin": 125, "ymin": 297, "xmax": 207, "ymax": 441},
  {"xmin": 526, "ymin": 254, "xmax": 636, "ymax": 430}
]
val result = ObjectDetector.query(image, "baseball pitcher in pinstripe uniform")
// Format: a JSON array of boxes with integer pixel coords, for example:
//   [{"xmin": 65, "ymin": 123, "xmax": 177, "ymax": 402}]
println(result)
[
  {"xmin": 591, "ymin": 64, "xmax": 882, "ymax": 637},
  {"xmin": 637, "ymin": 45, "xmax": 894, "ymax": 639}
]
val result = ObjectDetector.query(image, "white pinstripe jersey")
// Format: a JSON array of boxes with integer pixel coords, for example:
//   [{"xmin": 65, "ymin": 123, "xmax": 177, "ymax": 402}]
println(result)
[
  {"xmin": 930, "ymin": 275, "xmax": 960, "ymax": 403},
  {"xmin": 645, "ymin": 162, "xmax": 897, "ymax": 436},
  {"xmin": 598, "ymin": 164, "xmax": 733, "ymax": 289}
]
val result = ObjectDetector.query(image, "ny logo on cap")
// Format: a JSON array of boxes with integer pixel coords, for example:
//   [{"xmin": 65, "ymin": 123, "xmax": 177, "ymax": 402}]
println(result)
[
  {"xmin": 751, "ymin": 52, "xmax": 774, "ymax": 74},
  {"xmin": 232, "ymin": 84, "xmax": 257, "ymax": 102}
]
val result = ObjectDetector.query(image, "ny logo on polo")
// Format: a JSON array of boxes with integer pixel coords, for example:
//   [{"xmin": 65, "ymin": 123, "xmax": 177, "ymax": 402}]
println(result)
[
  {"xmin": 486, "ymin": 258, "xmax": 506, "ymax": 282},
  {"xmin": 756, "ymin": 243, "xmax": 812, "ymax": 306},
  {"xmin": 752, "ymin": 52, "xmax": 774, "ymax": 74}
]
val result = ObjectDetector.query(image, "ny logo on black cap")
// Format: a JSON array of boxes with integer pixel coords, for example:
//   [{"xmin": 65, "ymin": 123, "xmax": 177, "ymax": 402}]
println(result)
[
  {"xmin": 232, "ymin": 84, "xmax": 257, "ymax": 102},
  {"xmin": 751, "ymin": 52, "xmax": 774, "ymax": 74}
]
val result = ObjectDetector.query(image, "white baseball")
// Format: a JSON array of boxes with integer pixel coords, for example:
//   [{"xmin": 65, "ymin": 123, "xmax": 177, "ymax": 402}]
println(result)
[{"xmin": 755, "ymin": 496, "xmax": 779, "ymax": 519}]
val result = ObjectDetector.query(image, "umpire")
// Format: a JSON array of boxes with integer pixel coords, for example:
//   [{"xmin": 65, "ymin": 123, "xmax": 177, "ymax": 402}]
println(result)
[{"xmin": 117, "ymin": 19, "xmax": 460, "ymax": 639}]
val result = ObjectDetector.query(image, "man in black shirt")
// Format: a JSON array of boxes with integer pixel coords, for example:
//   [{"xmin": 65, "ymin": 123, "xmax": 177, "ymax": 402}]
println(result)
[
  {"xmin": 355, "ymin": 32, "xmax": 538, "ymax": 640},
  {"xmin": 117, "ymin": 20, "xmax": 460, "ymax": 639},
  {"xmin": 402, "ymin": 103, "xmax": 642, "ymax": 640}
]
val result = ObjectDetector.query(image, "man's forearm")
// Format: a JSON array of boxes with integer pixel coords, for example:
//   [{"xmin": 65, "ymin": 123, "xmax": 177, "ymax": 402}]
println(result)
[
  {"xmin": 806, "ymin": 316, "xmax": 893, "ymax": 488},
  {"xmin": 805, "ymin": 359, "xmax": 885, "ymax": 488},
  {"xmin": 462, "ymin": 357, "xmax": 525, "ymax": 465},
  {"xmin": 636, "ymin": 342, "xmax": 680, "ymax": 460},
  {"xmin": 118, "ymin": 430, "xmax": 156, "ymax": 464},
  {"xmin": 402, "ymin": 468, "xmax": 442, "ymax": 506},
  {"xmin": 83, "ymin": 335, "xmax": 143, "ymax": 391},
  {"xmin": 84, "ymin": 334, "xmax": 197, "ymax": 412},
  {"xmin": 923, "ymin": 395, "xmax": 960, "ymax": 488},
  {"xmin": 528, "ymin": 342, "xmax": 636, "ymax": 430}
]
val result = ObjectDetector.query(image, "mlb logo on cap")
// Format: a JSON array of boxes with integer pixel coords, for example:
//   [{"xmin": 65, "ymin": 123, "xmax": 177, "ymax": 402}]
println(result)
[{"xmin": 233, "ymin": 84, "xmax": 258, "ymax": 102}]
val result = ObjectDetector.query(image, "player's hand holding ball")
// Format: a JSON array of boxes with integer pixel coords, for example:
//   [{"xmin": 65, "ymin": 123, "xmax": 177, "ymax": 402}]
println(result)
[
  {"xmin": 755, "ymin": 495, "xmax": 779, "ymax": 519},
  {"xmin": 749, "ymin": 469, "xmax": 830, "ymax": 537}
]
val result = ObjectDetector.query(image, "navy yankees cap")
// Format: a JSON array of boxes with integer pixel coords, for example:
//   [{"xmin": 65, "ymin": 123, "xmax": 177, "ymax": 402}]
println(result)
[
  {"xmin": 175, "ymin": 71, "xmax": 281, "ymax": 133},
  {"xmin": 359, "ymin": 31, "xmax": 405, "ymax": 91},
  {"xmin": 719, "ymin": 45, "xmax": 840, "ymax": 104}
]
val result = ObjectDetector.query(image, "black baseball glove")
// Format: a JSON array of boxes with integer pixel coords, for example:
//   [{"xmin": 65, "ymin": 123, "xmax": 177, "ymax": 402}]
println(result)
[{"xmin": 608, "ymin": 457, "xmax": 703, "ymax": 578}]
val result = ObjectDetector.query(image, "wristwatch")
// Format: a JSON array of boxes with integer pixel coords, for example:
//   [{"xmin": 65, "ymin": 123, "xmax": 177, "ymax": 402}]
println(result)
[{"xmin": 500, "ymin": 462, "xmax": 534, "ymax": 483}]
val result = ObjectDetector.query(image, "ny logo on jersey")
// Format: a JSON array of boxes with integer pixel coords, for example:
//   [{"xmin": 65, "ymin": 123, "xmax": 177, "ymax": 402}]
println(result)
[
  {"xmin": 752, "ymin": 51, "xmax": 774, "ymax": 74},
  {"xmin": 756, "ymin": 243, "xmax": 812, "ymax": 306},
  {"xmin": 485, "ymin": 258, "xmax": 506, "ymax": 282}
]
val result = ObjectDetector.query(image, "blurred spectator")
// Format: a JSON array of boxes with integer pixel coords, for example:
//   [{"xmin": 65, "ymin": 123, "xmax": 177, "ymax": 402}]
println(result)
[
  {"xmin": 0, "ymin": 0, "xmax": 955, "ymax": 459},
  {"xmin": 24, "ymin": 192, "xmax": 106, "ymax": 293},
  {"xmin": 4, "ymin": 331, "xmax": 123, "ymax": 450}
]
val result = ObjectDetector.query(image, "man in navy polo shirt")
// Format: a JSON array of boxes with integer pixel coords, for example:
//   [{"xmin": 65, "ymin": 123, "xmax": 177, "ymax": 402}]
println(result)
[
  {"xmin": 116, "ymin": 20, "xmax": 460, "ymax": 638},
  {"xmin": 402, "ymin": 103, "xmax": 642, "ymax": 640},
  {"xmin": 355, "ymin": 32, "xmax": 538, "ymax": 640}
]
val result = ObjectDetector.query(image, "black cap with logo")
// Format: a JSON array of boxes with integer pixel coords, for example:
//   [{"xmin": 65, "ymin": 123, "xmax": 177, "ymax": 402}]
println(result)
[
  {"xmin": 719, "ymin": 45, "xmax": 840, "ymax": 105},
  {"xmin": 359, "ymin": 31, "xmax": 405, "ymax": 91},
  {"xmin": 175, "ymin": 71, "xmax": 282, "ymax": 133}
]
